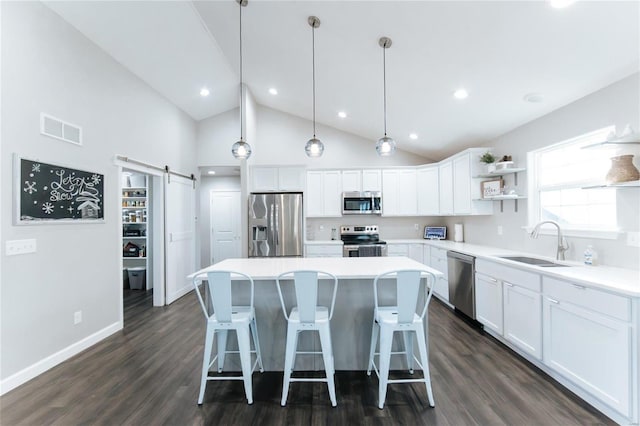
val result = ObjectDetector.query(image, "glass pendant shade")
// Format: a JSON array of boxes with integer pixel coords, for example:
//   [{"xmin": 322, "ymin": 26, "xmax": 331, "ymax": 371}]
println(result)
[
  {"xmin": 376, "ymin": 136, "xmax": 396, "ymax": 156},
  {"xmin": 231, "ymin": 139, "xmax": 252, "ymax": 160},
  {"xmin": 305, "ymin": 137, "xmax": 324, "ymax": 158}
]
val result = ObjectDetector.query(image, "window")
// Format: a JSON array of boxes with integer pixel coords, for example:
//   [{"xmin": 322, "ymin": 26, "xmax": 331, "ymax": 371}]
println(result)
[{"xmin": 528, "ymin": 127, "xmax": 619, "ymax": 233}]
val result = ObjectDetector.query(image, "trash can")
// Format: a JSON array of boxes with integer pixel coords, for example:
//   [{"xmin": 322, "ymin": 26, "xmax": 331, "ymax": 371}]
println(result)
[{"xmin": 127, "ymin": 267, "xmax": 146, "ymax": 290}]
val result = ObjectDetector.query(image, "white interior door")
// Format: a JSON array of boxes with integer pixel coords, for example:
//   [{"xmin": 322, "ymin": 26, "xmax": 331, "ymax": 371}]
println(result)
[
  {"xmin": 210, "ymin": 191, "xmax": 241, "ymax": 264},
  {"xmin": 164, "ymin": 174, "xmax": 196, "ymax": 305}
]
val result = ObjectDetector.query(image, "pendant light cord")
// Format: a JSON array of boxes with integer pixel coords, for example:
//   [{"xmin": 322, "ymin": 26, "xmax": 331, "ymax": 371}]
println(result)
[
  {"xmin": 239, "ymin": 2, "xmax": 244, "ymax": 141},
  {"xmin": 383, "ymin": 44, "xmax": 387, "ymax": 137},
  {"xmin": 312, "ymin": 24, "xmax": 316, "ymax": 138}
]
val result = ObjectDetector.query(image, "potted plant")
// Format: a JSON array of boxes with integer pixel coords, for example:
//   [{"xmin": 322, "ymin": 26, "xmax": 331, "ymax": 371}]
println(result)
[{"xmin": 480, "ymin": 152, "xmax": 497, "ymax": 173}]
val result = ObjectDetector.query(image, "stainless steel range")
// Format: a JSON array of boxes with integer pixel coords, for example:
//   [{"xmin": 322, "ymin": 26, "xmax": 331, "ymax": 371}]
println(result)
[{"xmin": 341, "ymin": 225, "xmax": 387, "ymax": 257}]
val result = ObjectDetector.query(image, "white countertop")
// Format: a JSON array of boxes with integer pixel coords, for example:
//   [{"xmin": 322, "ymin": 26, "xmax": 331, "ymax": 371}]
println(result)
[
  {"xmin": 388, "ymin": 239, "xmax": 640, "ymax": 297},
  {"xmin": 300, "ymin": 238, "xmax": 639, "ymax": 296},
  {"xmin": 189, "ymin": 256, "xmax": 442, "ymax": 281}
]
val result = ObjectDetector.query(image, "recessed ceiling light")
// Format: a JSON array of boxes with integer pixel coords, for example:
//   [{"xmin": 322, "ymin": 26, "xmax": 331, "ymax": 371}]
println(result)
[
  {"xmin": 409, "ymin": 133, "xmax": 418, "ymax": 140},
  {"xmin": 338, "ymin": 111, "xmax": 347, "ymax": 118},
  {"xmin": 269, "ymin": 88, "xmax": 278, "ymax": 95},
  {"xmin": 453, "ymin": 89, "xmax": 468, "ymax": 99},
  {"xmin": 524, "ymin": 93, "xmax": 544, "ymax": 103},
  {"xmin": 200, "ymin": 87, "xmax": 210, "ymax": 97},
  {"xmin": 207, "ymin": 170, "xmax": 216, "ymax": 175},
  {"xmin": 549, "ymin": 0, "xmax": 576, "ymax": 9}
]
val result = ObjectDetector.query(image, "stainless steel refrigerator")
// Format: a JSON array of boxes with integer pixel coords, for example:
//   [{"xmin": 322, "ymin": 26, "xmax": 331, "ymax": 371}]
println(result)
[{"xmin": 249, "ymin": 192, "xmax": 303, "ymax": 257}]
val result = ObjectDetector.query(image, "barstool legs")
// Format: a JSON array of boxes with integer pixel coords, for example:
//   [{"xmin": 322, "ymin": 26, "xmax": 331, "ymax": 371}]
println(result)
[
  {"xmin": 217, "ymin": 330, "xmax": 228, "ymax": 373},
  {"xmin": 318, "ymin": 326, "xmax": 337, "ymax": 407},
  {"xmin": 415, "ymin": 328, "xmax": 435, "ymax": 407},
  {"xmin": 377, "ymin": 326, "xmax": 394, "ymax": 409},
  {"xmin": 281, "ymin": 324, "xmax": 299, "ymax": 406},
  {"xmin": 198, "ymin": 326, "xmax": 215, "ymax": 405}
]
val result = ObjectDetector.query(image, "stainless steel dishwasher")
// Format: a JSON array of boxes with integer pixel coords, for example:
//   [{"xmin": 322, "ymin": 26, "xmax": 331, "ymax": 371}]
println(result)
[{"xmin": 447, "ymin": 251, "xmax": 476, "ymax": 319}]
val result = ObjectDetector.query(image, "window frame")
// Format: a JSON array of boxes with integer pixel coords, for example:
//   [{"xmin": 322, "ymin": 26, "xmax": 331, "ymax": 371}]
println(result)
[{"xmin": 526, "ymin": 126, "xmax": 622, "ymax": 240}]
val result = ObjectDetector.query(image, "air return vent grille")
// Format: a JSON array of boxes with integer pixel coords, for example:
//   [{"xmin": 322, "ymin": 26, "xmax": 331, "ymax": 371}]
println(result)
[{"xmin": 40, "ymin": 113, "xmax": 82, "ymax": 146}]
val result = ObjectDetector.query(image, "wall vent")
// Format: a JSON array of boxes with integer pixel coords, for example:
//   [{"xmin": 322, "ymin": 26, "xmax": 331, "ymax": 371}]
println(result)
[{"xmin": 40, "ymin": 113, "xmax": 82, "ymax": 146}]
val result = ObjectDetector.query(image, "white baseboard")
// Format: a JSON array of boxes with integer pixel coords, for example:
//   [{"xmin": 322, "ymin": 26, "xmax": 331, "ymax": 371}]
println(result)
[
  {"xmin": 0, "ymin": 321, "xmax": 122, "ymax": 395},
  {"xmin": 166, "ymin": 285, "xmax": 192, "ymax": 305}
]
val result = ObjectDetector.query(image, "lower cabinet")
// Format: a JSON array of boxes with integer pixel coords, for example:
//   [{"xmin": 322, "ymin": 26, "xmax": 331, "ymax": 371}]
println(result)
[
  {"xmin": 304, "ymin": 244, "xmax": 342, "ymax": 258},
  {"xmin": 475, "ymin": 272, "xmax": 503, "ymax": 334},
  {"xmin": 429, "ymin": 246, "xmax": 449, "ymax": 303},
  {"xmin": 503, "ymin": 281, "xmax": 542, "ymax": 359},
  {"xmin": 543, "ymin": 277, "xmax": 633, "ymax": 418}
]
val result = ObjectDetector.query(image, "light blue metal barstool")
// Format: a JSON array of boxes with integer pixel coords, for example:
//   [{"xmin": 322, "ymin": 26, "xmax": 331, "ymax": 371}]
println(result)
[
  {"xmin": 367, "ymin": 269, "xmax": 436, "ymax": 409},
  {"xmin": 192, "ymin": 270, "xmax": 264, "ymax": 405}
]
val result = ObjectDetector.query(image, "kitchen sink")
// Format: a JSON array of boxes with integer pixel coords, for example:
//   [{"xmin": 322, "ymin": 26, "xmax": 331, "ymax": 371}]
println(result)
[{"xmin": 497, "ymin": 256, "xmax": 570, "ymax": 267}]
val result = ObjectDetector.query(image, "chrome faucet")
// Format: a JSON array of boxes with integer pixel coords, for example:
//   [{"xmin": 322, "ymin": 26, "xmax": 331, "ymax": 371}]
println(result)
[{"xmin": 530, "ymin": 220, "xmax": 569, "ymax": 261}]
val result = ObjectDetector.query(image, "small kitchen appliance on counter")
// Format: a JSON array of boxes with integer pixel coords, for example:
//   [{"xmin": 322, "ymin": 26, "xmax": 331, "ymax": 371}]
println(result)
[
  {"xmin": 424, "ymin": 226, "xmax": 447, "ymax": 240},
  {"xmin": 341, "ymin": 225, "xmax": 387, "ymax": 257}
]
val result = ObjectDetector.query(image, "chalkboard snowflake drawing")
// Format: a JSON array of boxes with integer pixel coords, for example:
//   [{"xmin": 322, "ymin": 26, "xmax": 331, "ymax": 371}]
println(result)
[
  {"xmin": 32, "ymin": 163, "xmax": 41, "ymax": 173},
  {"xmin": 42, "ymin": 202, "xmax": 54, "ymax": 214},
  {"xmin": 23, "ymin": 181, "xmax": 37, "ymax": 194},
  {"xmin": 91, "ymin": 174, "xmax": 101, "ymax": 185}
]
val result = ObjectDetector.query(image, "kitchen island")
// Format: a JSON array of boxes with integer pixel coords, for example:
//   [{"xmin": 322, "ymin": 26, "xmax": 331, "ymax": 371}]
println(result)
[{"xmin": 188, "ymin": 256, "xmax": 442, "ymax": 371}]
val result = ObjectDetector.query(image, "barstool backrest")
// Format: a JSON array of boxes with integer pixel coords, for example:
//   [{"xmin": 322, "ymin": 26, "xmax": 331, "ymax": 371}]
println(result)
[
  {"xmin": 192, "ymin": 270, "xmax": 255, "ymax": 322},
  {"xmin": 276, "ymin": 270, "xmax": 338, "ymax": 323},
  {"xmin": 373, "ymin": 269, "xmax": 436, "ymax": 324}
]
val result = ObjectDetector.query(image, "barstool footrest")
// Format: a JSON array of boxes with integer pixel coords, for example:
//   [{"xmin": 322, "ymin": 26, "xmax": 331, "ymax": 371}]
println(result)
[{"xmin": 290, "ymin": 377, "xmax": 330, "ymax": 383}]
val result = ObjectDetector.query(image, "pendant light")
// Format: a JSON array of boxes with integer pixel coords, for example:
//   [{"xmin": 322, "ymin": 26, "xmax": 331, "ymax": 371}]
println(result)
[
  {"xmin": 231, "ymin": 0, "xmax": 252, "ymax": 160},
  {"xmin": 376, "ymin": 37, "xmax": 396, "ymax": 157},
  {"xmin": 305, "ymin": 16, "xmax": 324, "ymax": 158}
]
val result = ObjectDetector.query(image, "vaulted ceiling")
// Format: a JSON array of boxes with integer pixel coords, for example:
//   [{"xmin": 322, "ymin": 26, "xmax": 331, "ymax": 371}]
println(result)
[{"xmin": 45, "ymin": 1, "xmax": 639, "ymax": 159}]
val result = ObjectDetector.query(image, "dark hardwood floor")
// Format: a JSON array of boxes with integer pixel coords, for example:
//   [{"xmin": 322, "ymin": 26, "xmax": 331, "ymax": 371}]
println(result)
[{"xmin": 1, "ymin": 289, "xmax": 614, "ymax": 425}]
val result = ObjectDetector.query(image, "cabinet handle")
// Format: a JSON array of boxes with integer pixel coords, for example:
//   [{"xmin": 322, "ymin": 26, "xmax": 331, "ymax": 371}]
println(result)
[
  {"xmin": 505, "ymin": 282, "xmax": 514, "ymax": 287},
  {"xmin": 489, "ymin": 277, "xmax": 498, "ymax": 283},
  {"xmin": 572, "ymin": 284, "xmax": 586, "ymax": 290},
  {"xmin": 547, "ymin": 297, "xmax": 559, "ymax": 304}
]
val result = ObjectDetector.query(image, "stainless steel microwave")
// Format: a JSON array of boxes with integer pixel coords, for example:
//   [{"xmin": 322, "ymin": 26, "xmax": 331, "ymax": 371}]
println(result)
[{"xmin": 342, "ymin": 191, "xmax": 382, "ymax": 215}]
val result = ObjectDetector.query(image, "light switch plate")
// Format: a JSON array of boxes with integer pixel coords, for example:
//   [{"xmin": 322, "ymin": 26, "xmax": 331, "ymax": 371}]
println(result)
[
  {"xmin": 5, "ymin": 239, "xmax": 37, "ymax": 256},
  {"xmin": 627, "ymin": 231, "xmax": 640, "ymax": 247}
]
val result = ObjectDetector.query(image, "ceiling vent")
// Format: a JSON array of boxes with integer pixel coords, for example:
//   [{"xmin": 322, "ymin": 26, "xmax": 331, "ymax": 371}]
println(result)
[{"xmin": 40, "ymin": 113, "xmax": 82, "ymax": 146}]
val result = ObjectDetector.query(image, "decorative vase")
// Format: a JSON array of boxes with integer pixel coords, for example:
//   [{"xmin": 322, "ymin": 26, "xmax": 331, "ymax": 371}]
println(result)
[
  {"xmin": 605, "ymin": 155, "xmax": 640, "ymax": 184},
  {"xmin": 486, "ymin": 163, "xmax": 496, "ymax": 174}
]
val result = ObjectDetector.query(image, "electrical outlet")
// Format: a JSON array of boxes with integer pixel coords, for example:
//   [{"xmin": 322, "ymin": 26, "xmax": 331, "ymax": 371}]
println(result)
[
  {"xmin": 497, "ymin": 226, "xmax": 503, "ymax": 236},
  {"xmin": 5, "ymin": 239, "xmax": 37, "ymax": 256},
  {"xmin": 627, "ymin": 231, "xmax": 640, "ymax": 247},
  {"xmin": 319, "ymin": 225, "xmax": 324, "ymax": 231},
  {"xmin": 74, "ymin": 311, "xmax": 82, "ymax": 325},
  {"xmin": 414, "ymin": 224, "xmax": 420, "ymax": 231}
]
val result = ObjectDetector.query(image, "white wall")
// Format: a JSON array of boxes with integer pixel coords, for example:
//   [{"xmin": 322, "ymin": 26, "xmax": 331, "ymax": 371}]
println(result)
[
  {"xmin": 197, "ymin": 104, "xmax": 429, "ymax": 168},
  {"xmin": 198, "ymin": 175, "xmax": 241, "ymax": 266},
  {"xmin": 443, "ymin": 73, "xmax": 640, "ymax": 269},
  {"xmin": 0, "ymin": 2, "xmax": 197, "ymax": 388}
]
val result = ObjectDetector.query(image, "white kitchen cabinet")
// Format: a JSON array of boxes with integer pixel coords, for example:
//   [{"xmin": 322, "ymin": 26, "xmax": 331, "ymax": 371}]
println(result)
[
  {"xmin": 362, "ymin": 170, "xmax": 382, "ymax": 192},
  {"xmin": 453, "ymin": 154, "xmax": 472, "ymax": 214},
  {"xmin": 387, "ymin": 243, "xmax": 408, "ymax": 257},
  {"xmin": 251, "ymin": 166, "xmax": 305, "ymax": 192},
  {"xmin": 382, "ymin": 169, "xmax": 417, "ymax": 216},
  {"xmin": 342, "ymin": 169, "xmax": 382, "ymax": 192},
  {"xmin": 341, "ymin": 170, "xmax": 361, "ymax": 192},
  {"xmin": 503, "ymin": 280, "xmax": 542, "ymax": 359},
  {"xmin": 408, "ymin": 244, "xmax": 423, "ymax": 263},
  {"xmin": 429, "ymin": 246, "xmax": 449, "ymax": 302},
  {"xmin": 543, "ymin": 277, "xmax": 632, "ymax": 417},
  {"xmin": 475, "ymin": 272, "xmax": 503, "ymax": 334},
  {"xmin": 422, "ymin": 245, "xmax": 431, "ymax": 267},
  {"xmin": 417, "ymin": 166, "xmax": 439, "ymax": 215},
  {"xmin": 476, "ymin": 258, "xmax": 541, "ymax": 358},
  {"xmin": 438, "ymin": 162, "xmax": 453, "ymax": 215},
  {"xmin": 306, "ymin": 170, "xmax": 342, "ymax": 217},
  {"xmin": 305, "ymin": 244, "xmax": 343, "ymax": 258},
  {"xmin": 438, "ymin": 149, "xmax": 493, "ymax": 216}
]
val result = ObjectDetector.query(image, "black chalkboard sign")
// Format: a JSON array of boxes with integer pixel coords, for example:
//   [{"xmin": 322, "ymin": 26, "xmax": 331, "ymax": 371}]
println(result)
[{"xmin": 16, "ymin": 156, "xmax": 104, "ymax": 223}]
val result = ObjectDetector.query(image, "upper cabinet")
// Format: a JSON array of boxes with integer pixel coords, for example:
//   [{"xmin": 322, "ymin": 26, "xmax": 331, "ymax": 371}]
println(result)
[
  {"xmin": 382, "ymin": 169, "xmax": 417, "ymax": 216},
  {"xmin": 451, "ymin": 150, "xmax": 493, "ymax": 215},
  {"xmin": 417, "ymin": 166, "xmax": 439, "ymax": 216},
  {"xmin": 438, "ymin": 161, "xmax": 454, "ymax": 215},
  {"xmin": 306, "ymin": 170, "xmax": 342, "ymax": 217},
  {"xmin": 251, "ymin": 166, "xmax": 305, "ymax": 192},
  {"xmin": 342, "ymin": 169, "xmax": 382, "ymax": 192}
]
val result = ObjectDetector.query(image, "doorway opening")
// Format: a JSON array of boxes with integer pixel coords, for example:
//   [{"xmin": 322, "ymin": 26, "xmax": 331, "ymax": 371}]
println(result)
[{"xmin": 121, "ymin": 170, "xmax": 154, "ymax": 310}]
